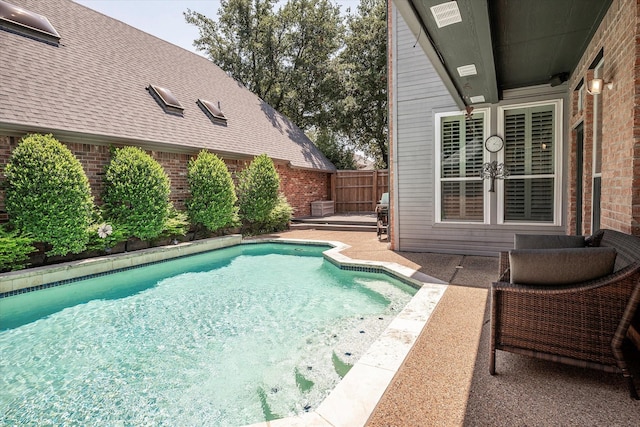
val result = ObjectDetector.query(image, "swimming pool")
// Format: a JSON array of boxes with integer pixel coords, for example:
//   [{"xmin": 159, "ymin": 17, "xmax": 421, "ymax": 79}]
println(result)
[{"xmin": 0, "ymin": 242, "xmax": 423, "ymax": 426}]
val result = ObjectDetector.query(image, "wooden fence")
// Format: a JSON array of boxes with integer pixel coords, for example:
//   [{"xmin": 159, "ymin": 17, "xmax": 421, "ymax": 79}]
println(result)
[{"xmin": 331, "ymin": 170, "xmax": 389, "ymax": 213}]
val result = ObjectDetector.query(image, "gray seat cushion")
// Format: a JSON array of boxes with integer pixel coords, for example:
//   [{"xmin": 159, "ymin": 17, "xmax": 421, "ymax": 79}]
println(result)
[
  {"xmin": 514, "ymin": 234, "xmax": 586, "ymax": 249},
  {"xmin": 509, "ymin": 247, "xmax": 617, "ymax": 285}
]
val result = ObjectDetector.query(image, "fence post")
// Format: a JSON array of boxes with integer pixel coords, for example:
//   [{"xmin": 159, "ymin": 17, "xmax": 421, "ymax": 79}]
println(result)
[
  {"xmin": 330, "ymin": 173, "xmax": 336, "ymax": 212},
  {"xmin": 372, "ymin": 170, "xmax": 378, "ymax": 211}
]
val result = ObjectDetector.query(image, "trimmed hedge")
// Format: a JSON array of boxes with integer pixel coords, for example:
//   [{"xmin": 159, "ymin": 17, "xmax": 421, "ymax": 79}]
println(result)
[
  {"xmin": 186, "ymin": 150, "xmax": 238, "ymax": 232},
  {"xmin": 237, "ymin": 154, "xmax": 280, "ymax": 225},
  {"xmin": 4, "ymin": 134, "xmax": 94, "ymax": 256},
  {"xmin": 101, "ymin": 146, "xmax": 172, "ymax": 240}
]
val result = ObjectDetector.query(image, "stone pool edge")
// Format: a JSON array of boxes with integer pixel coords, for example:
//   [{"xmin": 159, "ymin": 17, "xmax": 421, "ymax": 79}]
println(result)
[
  {"xmin": 245, "ymin": 237, "xmax": 448, "ymax": 427},
  {"xmin": 0, "ymin": 234, "xmax": 243, "ymax": 295}
]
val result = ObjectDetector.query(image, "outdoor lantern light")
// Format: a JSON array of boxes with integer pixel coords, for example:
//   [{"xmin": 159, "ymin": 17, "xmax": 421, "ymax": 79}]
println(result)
[{"xmin": 587, "ymin": 78, "xmax": 613, "ymax": 95}]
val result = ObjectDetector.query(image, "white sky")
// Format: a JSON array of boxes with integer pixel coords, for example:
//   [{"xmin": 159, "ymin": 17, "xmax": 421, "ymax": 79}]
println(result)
[{"xmin": 73, "ymin": 0, "xmax": 362, "ymax": 55}]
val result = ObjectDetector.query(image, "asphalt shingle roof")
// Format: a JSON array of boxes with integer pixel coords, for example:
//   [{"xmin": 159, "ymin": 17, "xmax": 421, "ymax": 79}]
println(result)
[{"xmin": 0, "ymin": 0, "xmax": 336, "ymax": 172}]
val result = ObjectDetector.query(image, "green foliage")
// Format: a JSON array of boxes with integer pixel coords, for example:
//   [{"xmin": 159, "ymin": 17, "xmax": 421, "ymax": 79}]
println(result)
[
  {"xmin": 85, "ymin": 222, "xmax": 127, "ymax": 252},
  {"xmin": 309, "ymin": 128, "xmax": 356, "ymax": 170},
  {"xmin": 0, "ymin": 227, "xmax": 35, "ymax": 271},
  {"xmin": 242, "ymin": 194, "xmax": 293, "ymax": 236},
  {"xmin": 237, "ymin": 154, "xmax": 280, "ymax": 225},
  {"xmin": 186, "ymin": 150, "xmax": 239, "ymax": 232},
  {"xmin": 336, "ymin": 0, "xmax": 388, "ymax": 167},
  {"xmin": 263, "ymin": 194, "xmax": 294, "ymax": 232},
  {"xmin": 159, "ymin": 207, "xmax": 190, "ymax": 238},
  {"xmin": 101, "ymin": 146, "xmax": 172, "ymax": 240},
  {"xmin": 4, "ymin": 133, "xmax": 94, "ymax": 256},
  {"xmin": 185, "ymin": 0, "xmax": 343, "ymax": 130}
]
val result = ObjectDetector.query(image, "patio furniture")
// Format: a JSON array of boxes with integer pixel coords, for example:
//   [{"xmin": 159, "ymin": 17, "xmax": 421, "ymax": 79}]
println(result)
[
  {"xmin": 490, "ymin": 229, "xmax": 640, "ymax": 399},
  {"xmin": 376, "ymin": 193, "xmax": 389, "ymax": 241}
]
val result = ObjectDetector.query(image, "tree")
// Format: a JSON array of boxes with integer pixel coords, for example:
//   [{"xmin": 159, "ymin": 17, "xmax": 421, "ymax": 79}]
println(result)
[
  {"xmin": 185, "ymin": 0, "xmax": 343, "ymax": 130},
  {"xmin": 336, "ymin": 0, "xmax": 388, "ymax": 167},
  {"xmin": 307, "ymin": 128, "xmax": 356, "ymax": 170}
]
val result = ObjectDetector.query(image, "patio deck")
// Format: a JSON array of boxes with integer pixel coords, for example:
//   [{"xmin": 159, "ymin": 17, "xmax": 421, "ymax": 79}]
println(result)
[{"xmin": 257, "ymin": 229, "xmax": 640, "ymax": 426}]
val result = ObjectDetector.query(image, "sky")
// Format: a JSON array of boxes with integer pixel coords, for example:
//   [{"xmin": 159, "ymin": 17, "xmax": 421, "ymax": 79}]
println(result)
[{"xmin": 74, "ymin": 0, "xmax": 362, "ymax": 55}]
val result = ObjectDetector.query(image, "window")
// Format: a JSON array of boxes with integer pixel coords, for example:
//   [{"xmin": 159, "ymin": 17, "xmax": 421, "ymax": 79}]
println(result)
[
  {"xmin": 436, "ymin": 111, "xmax": 486, "ymax": 222},
  {"xmin": 499, "ymin": 101, "xmax": 561, "ymax": 223}
]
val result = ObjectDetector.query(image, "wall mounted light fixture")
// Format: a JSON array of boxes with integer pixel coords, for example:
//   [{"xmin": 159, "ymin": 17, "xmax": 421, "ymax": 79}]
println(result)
[{"xmin": 586, "ymin": 78, "xmax": 613, "ymax": 95}]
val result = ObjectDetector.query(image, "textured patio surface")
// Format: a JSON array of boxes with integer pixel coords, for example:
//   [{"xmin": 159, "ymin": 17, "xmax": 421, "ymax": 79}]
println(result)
[{"xmin": 259, "ymin": 229, "xmax": 640, "ymax": 426}]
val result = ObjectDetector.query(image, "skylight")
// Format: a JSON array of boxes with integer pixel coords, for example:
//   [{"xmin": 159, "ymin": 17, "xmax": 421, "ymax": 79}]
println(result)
[
  {"xmin": 198, "ymin": 98, "xmax": 227, "ymax": 123},
  {"xmin": 0, "ymin": 0, "xmax": 60, "ymax": 45},
  {"xmin": 147, "ymin": 85, "xmax": 184, "ymax": 115},
  {"xmin": 430, "ymin": 1, "xmax": 462, "ymax": 28}
]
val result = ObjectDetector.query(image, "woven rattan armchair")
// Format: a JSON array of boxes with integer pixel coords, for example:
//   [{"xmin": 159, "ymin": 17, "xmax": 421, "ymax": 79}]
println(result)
[{"xmin": 490, "ymin": 229, "xmax": 640, "ymax": 399}]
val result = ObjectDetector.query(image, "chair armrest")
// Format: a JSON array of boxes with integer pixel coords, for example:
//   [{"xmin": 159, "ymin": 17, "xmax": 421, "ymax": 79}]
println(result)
[{"xmin": 498, "ymin": 251, "xmax": 510, "ymax": 281}]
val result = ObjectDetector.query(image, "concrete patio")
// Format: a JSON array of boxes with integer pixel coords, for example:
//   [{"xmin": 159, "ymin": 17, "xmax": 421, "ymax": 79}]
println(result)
[{"xmin": 258, "ymin": 228, "xmax": 640, "ymax": 426}]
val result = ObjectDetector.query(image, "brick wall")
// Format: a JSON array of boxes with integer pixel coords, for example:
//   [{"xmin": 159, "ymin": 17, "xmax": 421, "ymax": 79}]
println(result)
[
  {"xmin": 0, "ymin": 135, "xmax": 331, "ymax": 223},
  {"xmin": 567, "ymin": 0, "xmax": 640, "ymax": 236}
]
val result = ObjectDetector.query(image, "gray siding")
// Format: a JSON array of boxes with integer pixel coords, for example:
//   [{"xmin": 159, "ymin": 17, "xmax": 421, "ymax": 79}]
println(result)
[{"xmin": 392, "ymin": 6, "xmax": 568, "ymax": 256}]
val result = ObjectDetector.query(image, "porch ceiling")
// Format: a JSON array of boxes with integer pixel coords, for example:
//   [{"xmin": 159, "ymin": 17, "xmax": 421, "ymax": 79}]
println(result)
[{"xmin": 409, "ymin": 0, "xmax": 612, "ymax": 105}]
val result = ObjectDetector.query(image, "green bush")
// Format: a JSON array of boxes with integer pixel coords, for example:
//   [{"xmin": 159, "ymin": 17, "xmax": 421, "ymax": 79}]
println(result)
[
  {"xmin": 0, "ymin": 228, "xmax": 35, "ymax": 271},
  {"xmin": 186, "ymin": 150, "xmax": 238, "ymax": 232},
  {"xmin": 159, "ymin": 207, "xmax": 189, "ymax": 238},
  {"xmin": 261, "ymin": 194, "xmax": 293, "ymax": 233},
  {"xmin": 237, "ymin": 154, "xmax": 280, "ymax": 225},
  {"xmin": 101, "ymin": 146, "xmax": 172, "ymax": 240},
  {"xmin": 4, "ymin": 133, "xmax": 94, "ymax": 256}
]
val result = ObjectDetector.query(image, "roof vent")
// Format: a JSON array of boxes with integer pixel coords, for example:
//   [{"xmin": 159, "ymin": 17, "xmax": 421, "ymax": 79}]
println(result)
[
  {"xmin": 147, "ymin": 85, "xmax": 184, "ymax": 116},
  {"xmin": 0, "ymin": 0, "xmax": 60, "ymax": 45},
  {"xmin": 198, "ymin": 98, "xmax": 227, "ymax": 124},
  {"xmin": 430, "ymin": 1, "xmax": 462, "ymax": 28}
]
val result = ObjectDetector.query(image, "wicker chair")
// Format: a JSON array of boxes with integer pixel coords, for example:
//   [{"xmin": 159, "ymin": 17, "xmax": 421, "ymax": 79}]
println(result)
[{"xmin": 490, "ymin": 229, "xmax": 640, "ymax": 399}]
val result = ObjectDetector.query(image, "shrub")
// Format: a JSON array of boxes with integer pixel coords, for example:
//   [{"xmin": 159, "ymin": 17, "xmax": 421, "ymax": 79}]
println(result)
[
  {"xmin": 261, "ymin": 194, "xmax": 293, "ymax": 233},
  {"xmin": 0, "ymin": 227, "xmax": 35, "ymax": 271},
  {"xmin": 186, "ymin": 150, "xmax": 238, "ymax": 232},
  {"xmin": 237, "ymin": 154, "xmax": 280, "ymax": 225},
  {"xmin": 159, "ymin": 207, "xmax": 189, "ymax": 238},
  {"xmin": 4, "ymin": 133, "xmax": 94, "ymax": 255},
  {"xmin": 101, "ymin": 146, "xmax": 172, "ymax": 240}
]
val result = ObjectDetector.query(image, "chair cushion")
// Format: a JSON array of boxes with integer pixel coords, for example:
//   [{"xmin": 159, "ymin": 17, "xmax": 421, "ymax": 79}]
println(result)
[
  {"xmin": 514, "ymin": 234, "xmax": 586, "ymax": 249},
  {"xmin": 509, "ymin": 247, "xmax": 617, "ymax": 285},
  {"xmin": 585, "ymin": 229, "xmax": 605, "ymax": 247}
]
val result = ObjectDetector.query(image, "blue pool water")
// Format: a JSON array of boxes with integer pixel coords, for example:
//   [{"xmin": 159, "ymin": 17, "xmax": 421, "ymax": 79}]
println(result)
[{"xmin": 0, "ymin": 243, "xmax": 416, "ymax": 426}]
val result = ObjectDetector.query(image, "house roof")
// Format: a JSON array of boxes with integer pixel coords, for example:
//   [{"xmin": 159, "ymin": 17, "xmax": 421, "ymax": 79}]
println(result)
[
  {"xmin": 0, "ymin": 0, "xmax": 336, "ymax": 172},
  {"xmin": 397, "ymin": 0, "xmax": 611, "ymax": 107}
]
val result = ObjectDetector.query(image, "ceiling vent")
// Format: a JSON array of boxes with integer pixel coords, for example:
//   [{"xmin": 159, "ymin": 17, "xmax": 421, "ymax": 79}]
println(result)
[
  {"xmin": 198, "ymin": 98, "xmax": 227, "ymax": 124},
  {"xmin": 0, "ymin": 0, "xmax": 60, "ymax": 45},
  {"xmin": 430, "ymin": 1, "xmax": 462, "ymax": 28},
  {"xmin": 147, "ymin": 84, "xmax": 184, "ymax": 116},
  {"xmin": 457, "ymin": 64, "xmax": 477, "ymax": 77},
  {"xmin": 469, "ymin": 95, "xmax": 485, "ymax": 104}
]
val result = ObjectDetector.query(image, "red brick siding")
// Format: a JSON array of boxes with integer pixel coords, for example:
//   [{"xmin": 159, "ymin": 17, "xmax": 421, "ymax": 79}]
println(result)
[
  {"xmin": 0, "ymin": 135, "xmax": 331, "ymax": 223},
  {"xmin": 568, "ymin": 0, "xmax": 640, "ymax": 236}
]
